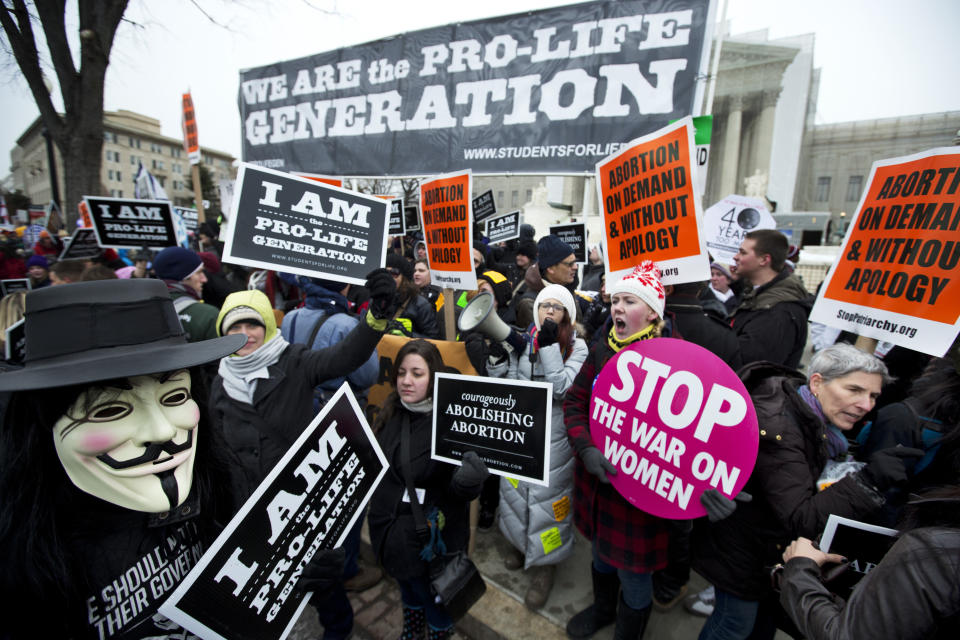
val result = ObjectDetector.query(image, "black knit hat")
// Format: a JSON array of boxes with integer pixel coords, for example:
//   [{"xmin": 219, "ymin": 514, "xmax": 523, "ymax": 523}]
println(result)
[
  {"xmin": 537, "ymin": 235, "xmax": 574, "ymax": 269},
  {"xmin": 153, "ymin": 247, "xmax": 202, "ymax": 281},
  {"xmin": 386, "ymin": 253, "xmax": 413, "ymax": 280},
  {"xmin": 517, "ymin": 240, "xmax": 538, "ymax": 260},
  {"xmin": 477, "ymin": 270, "xmax": 512, "ymax": 308}
]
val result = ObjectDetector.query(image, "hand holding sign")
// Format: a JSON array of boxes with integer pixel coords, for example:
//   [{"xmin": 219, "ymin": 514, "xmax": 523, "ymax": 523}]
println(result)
[
  {"xmin": 366, "ymin": 268, "xmax": 399, "ymax": 320},
  {"xmin": 590, "ymin": 338, "xmax": 758, "ymax": 519}
]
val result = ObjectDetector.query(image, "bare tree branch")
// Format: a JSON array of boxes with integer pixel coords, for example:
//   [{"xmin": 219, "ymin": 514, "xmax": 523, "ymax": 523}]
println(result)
[
  {"xmin": 301, "ymin": 0, "xmax": 341, "ymax": 16},
  {"xmin": 187, "ymin": 0, "xmax": 234, "ymax": 31}
]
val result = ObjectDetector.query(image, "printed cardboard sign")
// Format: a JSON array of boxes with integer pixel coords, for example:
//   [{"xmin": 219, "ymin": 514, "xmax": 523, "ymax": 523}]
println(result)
[
  {"xmin": 59, "ymin": 228, "xmax": 102, "ymax": 261},
  {"xmin": 223, "ymin": 163, "xmax": 389, "ymax": 286},
  {"xmin": 819, "ymin": 515, "xmax": 897, "ymax": 600},
  {"xmin": 472, "ymin": 190, "xmax": 497, "ymax": 222},
  {"xmin": 809, "ymin": 147, "xmax": 960, "ymax": 356},
  {"xmin": 176, "ymin": 206, "xmax": 200, "ymax": 233},
  {"xmin": 292, "ymin": 173, "xmax": 343, "ymax": 188},
  {"xmin": 590, "ymin": 338, "xmax": 758, "ymax": 519},
  {"xmin": 404, "ymin": 205, "xmax": 421, "ymax": 232},
  {"xmin": 485, "ymin": 211, "xmax": 521, "ymax": 243},
  {"xmin": 83, "ymin": 196, "xmax": 179, "ymax": 249},
  {"xmin": 433, "ymin": 373, "xmax": 551, "ymax": 487},
  {"xmin": 420, "ymin": 170, "xmax": 476, "ymax": 290},
  {"xmin": 4, "ymin": 317, "xmax": 25, "ymax": 364},
  {"xmin": 160, "ymin": 385, "xmax": 388, "ymax": 640},
  {"xmin": 1, "ymin": 279, "xmax": 30, "ymax": 296},
  {"xmin": 549, "ymin": 222, "xmax": 587, "ymax": 264},
  {"xmin": 596, "ymin": 117, "xmax": 710, "ymax": 285},
  {"xmin": 702, "ymin": 194, "xmax": 775, "ymax": 265},
  {"xmin": 387, "ymin": 198, "xmax": 406, "ymax": 235}
]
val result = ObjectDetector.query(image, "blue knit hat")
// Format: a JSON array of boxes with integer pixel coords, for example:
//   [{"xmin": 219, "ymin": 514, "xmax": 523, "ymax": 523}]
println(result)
[
  {"xmin": 25, "ymin": 255, "xmax": 49, "ymax": 270},
  {"xmin": 153, "ymin": 247, "xmax": 203, "ymax": 281},
  {"xmin": 537, "ymin": 235, "xmax": 574, "ymax": 269}
]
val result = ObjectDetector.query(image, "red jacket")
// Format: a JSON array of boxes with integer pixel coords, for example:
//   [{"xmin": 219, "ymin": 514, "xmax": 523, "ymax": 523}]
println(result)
[{"xmin": 564, "ymin": 339, "xmax": 670, "ymax": 573}]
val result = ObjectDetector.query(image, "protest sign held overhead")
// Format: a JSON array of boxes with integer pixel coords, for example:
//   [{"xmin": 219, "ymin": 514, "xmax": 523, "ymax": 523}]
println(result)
[
  {"xmin": 433, "ymin": 373, "xmax": 552, "ymax": 486},
  {"xmin": 404, "ymin": 205, "xmax": 421, "ymax": 232},
  {"xmin": 160, "ymin": 385, "xmax": 388, "ymax": 640},
  {"xmin": 0, "ymin": 279, "xmax": 30, "ymax": 297},
  {"xmin": 691, "ymin": 114, "xmax": 712, "ymax": 197},
  {"xmin": 810, "ymin": 147, "xmax": 960, "ymax": 356},
  {"xmin": 702, "ymin": 194, "xmax": 775, "ymax": 265},
  {"xmin": 590, "ymin": 338, "xmax": 758, "ymax": 519},
  {"xmin": 223, "ymin": 163, "xmax": 389, "ymax": 286},
  {"xmin": 238, "ymin": 0, "xmax": 714, "ymax": 175},
  {"xmin": 486, "ymin": 210, "xmax": 521, "ymax": 243},
  {"xmin": 59, "ymin": 228, "xmax": 102, "ymax": 261},
  {"xmin": 472, "ymin": 190, "xmax": 497, "ymax": 222},
  {"xmin": 175, "ymin": 206, "xmax": 200, "ymax": 233},
  {"xmin": 596, "ymin": 117, "xmax": 710, "ymax": 285},
  {"xmin": 387, "ymin": 198, "xmax": 405, "ymax": 235},
  {"xmin": 420, "ymin": 170, "xmax": 476, "ymax": 290},
  {"xmin": 550, "ymin": 222, "xmax": 587, "ymax": 263},
  {"xmin": 84, "ymin": 196, "xmax": 179, "ymax": 249}
]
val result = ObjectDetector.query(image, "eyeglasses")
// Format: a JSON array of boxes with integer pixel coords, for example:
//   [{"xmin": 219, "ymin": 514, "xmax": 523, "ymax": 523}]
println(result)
[{"xmin": 540, "ymin": 302, "xmax": 566, "ymax": 312}]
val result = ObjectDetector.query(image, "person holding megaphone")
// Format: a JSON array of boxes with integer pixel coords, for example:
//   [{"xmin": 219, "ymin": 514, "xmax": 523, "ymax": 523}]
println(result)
[{"xmin": 487, "ymin": 283, "xmax": 588, "ymax": 610}]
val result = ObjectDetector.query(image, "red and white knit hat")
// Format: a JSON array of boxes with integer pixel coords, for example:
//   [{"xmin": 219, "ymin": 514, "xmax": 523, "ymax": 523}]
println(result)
[{"xmin": 608, "ymin": 261, "xmax": 665, "ymax": 320}]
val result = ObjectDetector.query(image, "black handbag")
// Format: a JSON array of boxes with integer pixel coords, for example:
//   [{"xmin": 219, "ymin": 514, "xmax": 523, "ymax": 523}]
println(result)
[{"xmin": 401, "ymin": 414, "xmax": 486, "ymax": 620}]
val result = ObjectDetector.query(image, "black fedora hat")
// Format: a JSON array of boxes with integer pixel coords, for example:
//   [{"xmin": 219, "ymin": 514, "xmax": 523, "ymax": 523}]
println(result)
[{"xmin": 0, "ymin": 279, "xmax": 245, "ymax": 391}]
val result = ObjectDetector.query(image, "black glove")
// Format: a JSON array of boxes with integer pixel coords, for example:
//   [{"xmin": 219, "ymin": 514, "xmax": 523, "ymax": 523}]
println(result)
[
  {"xmin": 488, "ymin": 339, "xmax": 508, "ymax": 364},
  {"xmin": 365, "ymin": 268, "xmax": 399, "ymax": 320},
  {"xmin": 699, "ymin": 489, "xmax": 753, "ymax": 523},
  {"xmin": 580, "ymin": 446, "xmax": 616, "ymax": 483},
  {"xmin": 462, "ymin": 332, "xmax": 488, "ymax": 375},
  {"xmin": 860, "ymin": 447, "xmax": 924, "ymax": 491},
  {"xmin": 453, "ymin": 451, "xmax": 489, "ymax": 494},
  {"xmin": 296, "ymin": 547, "xmax": 345, "ymax": 595},
  {"xmin": 537, "ymin": 318, "xmax": 559, "ymax": 347}
]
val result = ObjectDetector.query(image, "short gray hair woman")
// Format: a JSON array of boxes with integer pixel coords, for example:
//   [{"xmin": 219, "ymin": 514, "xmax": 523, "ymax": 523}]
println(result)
[{"xmin": 693, "ymin": 345, "xmax": 922, "ymax": 640}]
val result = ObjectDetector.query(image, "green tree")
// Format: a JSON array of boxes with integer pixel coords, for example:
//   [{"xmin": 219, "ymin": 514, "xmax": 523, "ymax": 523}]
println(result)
[{"xmin": 1, "ymin": 0, "xmax": 129, "ymax": 226}]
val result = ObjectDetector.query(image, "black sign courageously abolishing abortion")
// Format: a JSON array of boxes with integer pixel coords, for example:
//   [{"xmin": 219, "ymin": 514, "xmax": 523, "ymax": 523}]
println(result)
[{"xmin": 432, "ymin": 373, "xmax": 552, "ymax": 486}]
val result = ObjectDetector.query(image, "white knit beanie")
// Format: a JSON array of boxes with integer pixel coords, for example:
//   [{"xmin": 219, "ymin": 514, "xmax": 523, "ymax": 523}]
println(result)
[
  {"xmin": 534, "ymin": 284, "xmax": 577, "ymax": 330},
  {"xmin": 608, "ymin": 261, "xmax": 665, "ymax": 320}
]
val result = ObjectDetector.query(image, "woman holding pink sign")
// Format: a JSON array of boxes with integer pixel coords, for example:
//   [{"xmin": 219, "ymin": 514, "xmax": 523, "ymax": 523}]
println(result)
[{"xmin": 563, "ymin": 261, "xmax": 668, "ymax": 640}]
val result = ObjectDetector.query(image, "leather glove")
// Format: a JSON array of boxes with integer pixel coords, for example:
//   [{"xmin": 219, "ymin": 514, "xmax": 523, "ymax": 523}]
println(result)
[
  {"xmin": 537, "ymin": 318, "xmax": 559, "ymax": 347},
  {"xmin": 860, "ymin": 447, "xmax": 924, "ymax": 491},
  {"xmin": 580, "ymin": 446, "xmax": 616, "ymax": 483},
  {"xmin": 453, "ymin": 451, "xmax": 489, "ymax": 494},
  {"xmin": 699, "ymin": 489, "xmax": 753, "ymax": 523},
  {"xmin": 296, "ymin": 547, "xmax": 345, "ymax": 595},
  {"xmin": 365, "ymin": 268, "xmax": 399, "ymax": 320}
]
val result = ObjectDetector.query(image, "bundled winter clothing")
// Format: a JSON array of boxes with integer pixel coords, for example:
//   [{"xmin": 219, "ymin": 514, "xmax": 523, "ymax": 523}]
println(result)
[{"xmin": 731, "ymin": 269, "xmax": 812, "ymax": 369}]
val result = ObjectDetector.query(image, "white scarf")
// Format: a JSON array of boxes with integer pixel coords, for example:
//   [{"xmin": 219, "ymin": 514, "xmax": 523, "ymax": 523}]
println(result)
[
  {"xmin": 218, "ymin": 336, "xmax": 289, "ymax": 404},
  {"xmin": 710, "ymin": 284, "xmax": 735, "ymax": 303}
]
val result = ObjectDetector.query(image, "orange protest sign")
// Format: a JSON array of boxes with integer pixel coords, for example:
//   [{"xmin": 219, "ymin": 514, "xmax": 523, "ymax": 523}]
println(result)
[
  {"xmin": 811, "ymin": 147, "xmax": 960, "ymax": 356},
  {"xmin": 420, "ymin": 170, "xmax": 476, "ymax": 290},
  {"xmin": 596, "ymin": 117, "xmax": 708, "ymax": 285},
  {"xmin": 77, "ymin": 201, "xmax": 93, "ymax": 228},
  {"xmin": 181, "ymin": 93, "xmax": 200, "ymax": 165},
  {"xmin": 293, "ymin": 173, "xmax": 343, "ymax": 188}
]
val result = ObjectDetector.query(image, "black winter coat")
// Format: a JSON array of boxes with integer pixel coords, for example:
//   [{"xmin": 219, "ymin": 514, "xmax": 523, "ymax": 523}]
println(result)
[
  {"xmin": 731, "ymin": 270, "xmax": 812, "ymax": 369},
  {"xmin": 663, "ymin": 296, "xmax": 743, "ymax": 370},
  {"xmin": 210, "ymin": 322, "xmax": 383, "ymax": 497},
  {"xmin": 692, "ymin": 362, "xmax": 884, "ymax": 600},
  {"xmin": 368, "ymin": 403, "xmax": 478, "ymax": 581},
  {"xmin": 395, "ymin": 293, "xmax": 441, "ymax": 339}
]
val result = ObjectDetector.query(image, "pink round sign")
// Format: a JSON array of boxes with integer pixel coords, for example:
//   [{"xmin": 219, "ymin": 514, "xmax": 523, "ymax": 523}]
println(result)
[{"xmin": 590, "ymin": 338, "xmax": 758, "ymax": 519}]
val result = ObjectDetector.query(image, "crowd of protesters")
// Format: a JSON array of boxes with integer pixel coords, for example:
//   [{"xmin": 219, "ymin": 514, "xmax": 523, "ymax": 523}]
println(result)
[{"xmin": 0, "ymin": 215, "xmax": 956, "ymax": 640}]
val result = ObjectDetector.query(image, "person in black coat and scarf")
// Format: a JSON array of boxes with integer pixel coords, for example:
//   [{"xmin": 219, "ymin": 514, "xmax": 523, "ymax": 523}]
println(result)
[{"xmin": 368, "ymin": 339, "xmax": 489, "ymax": 640}]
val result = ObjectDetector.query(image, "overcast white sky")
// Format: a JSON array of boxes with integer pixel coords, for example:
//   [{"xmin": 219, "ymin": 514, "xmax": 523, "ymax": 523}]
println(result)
[{"xmin": 2, "ymin": 0, "xmax": 959, "ymax": 178}]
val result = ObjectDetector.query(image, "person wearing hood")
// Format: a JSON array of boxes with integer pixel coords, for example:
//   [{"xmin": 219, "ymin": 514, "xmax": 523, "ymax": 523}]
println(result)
[
  {"xmin": 210, "ymin": 269, "xmax": 397, "ymax": 640},
  {"xmin": 383, "ymin": 253, "xmax": 440, "ymax": 339},
  {"xmin": 152, "ymin": 247, "xmax": 220, "ymax": 342},
  {"xmin": 730, "ymin": 230, "xmax": 813, "ymax": 369},
  {"xmin": 488, "ymin": 283, "xmax": 588, "ymax": 610}
]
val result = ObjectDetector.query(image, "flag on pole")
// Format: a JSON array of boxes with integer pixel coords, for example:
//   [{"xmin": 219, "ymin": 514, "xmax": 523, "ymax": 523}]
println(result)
[{"xmin": 134, "ymin": 162, "xmax": 170, "ymax": 200}]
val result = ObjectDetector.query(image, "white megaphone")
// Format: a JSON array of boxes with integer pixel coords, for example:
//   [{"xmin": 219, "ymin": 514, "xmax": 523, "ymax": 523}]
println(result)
[{"xmin": 458, "ymin": 291, "xmax": 528, "ymax": 353}]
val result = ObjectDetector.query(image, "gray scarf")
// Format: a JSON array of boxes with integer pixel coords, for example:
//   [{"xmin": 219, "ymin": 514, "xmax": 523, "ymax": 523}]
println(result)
[
  {"xmin": 401, "ymin": 396, "xmax": 434, "ymax": 414},
  {"xmin": 218, "ymin": 335, "xmax": 289, "ymax": 404}
]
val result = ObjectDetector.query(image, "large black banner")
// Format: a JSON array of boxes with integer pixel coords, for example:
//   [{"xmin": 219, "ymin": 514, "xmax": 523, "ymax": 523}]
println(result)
[
  {"xmin": 161, "ymin": 386, "xmax": 388, "ymax": 640},
  {"xmin": 84, "ymin": 196, "xmax": 180, "ymax": 249},
  {"xmin": 223, "ymin": 163, "xmax": 389, "ymax": 286},
  {"xmin": 432, "ymin": 372, "xmax": 551, "ymax": 486},
  {"xmin": 238, "ymin": 0, "xmax": 713, "ymax": 175}
]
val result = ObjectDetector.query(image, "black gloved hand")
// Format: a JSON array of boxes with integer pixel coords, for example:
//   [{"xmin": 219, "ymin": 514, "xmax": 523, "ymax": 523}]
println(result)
[
  {"xmin": 699, "ymin": 489, "xmax": 753, "ymax": 523},
  {"xmin": 488, "ymin": 340, "xmax": 508, "ymax": 364},
  {"xmin": 860, "ymin": 447, "xmax": 924, "ymax": 491},
  {"xmin": 462, "ymin": 332, "xmax": 488, "ymax": 375},
  {"xmin": 296, "ymin": 547, "xmax": 345, "ymax": 595},
  {"xmin": 580, "ymin": 446, "xmax": 617, "ymax": 483},
  {"xmin": 537, "ymin": 318, "xmax": 559, "ymax": 347},
  {"xmin": 365, "ymin": 268, "xmax": 399, "ymax": 320},
  {"xmin": 453, "ymin": 451, "xmax": 490, "ymax": 494}
]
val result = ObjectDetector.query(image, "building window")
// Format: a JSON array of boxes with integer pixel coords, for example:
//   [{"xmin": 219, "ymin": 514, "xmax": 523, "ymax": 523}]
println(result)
[
  {"xmin": 108, "ymin": 169, "xmax": 114, "ymax": 180},
  {"xmin": 511, "ymin": 190, "xmax": 519, "ymax": 207},
  {"xmin": 497, "ymin": 190, "xmax": 504, "ymax": 205},
  {"xmin": 525, "ymin": 189, "xmax": 532, "ymax": 203},
  {"xmin": 116, "ymin": 170, "xmax": 121, "ymax": 182},
  {"xmin": 129, "ymin": 136, "xmax": 140, "ymax": 148},
  {"xmin": 816, "ymin": 177, "xmax": 831, "ymax": 202},
  {"xmin": 846, "ymin": 175, "xmax": 863, "ymax": 201},
  {"xmin": 152, "ymin": 159, "xmax": 164, "ymax": 170},
  {"xmin": 171, "ymin": 147, "xmax": 182, "ymax": 158},
  {"xmin": 130, "ymin": 155, "xmax": 138, "ymax": 165}
]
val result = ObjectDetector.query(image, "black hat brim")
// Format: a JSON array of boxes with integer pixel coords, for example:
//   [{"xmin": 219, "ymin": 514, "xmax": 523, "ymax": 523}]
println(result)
[{"xmin": 0, "ymin": 333, "xmax": 246, "ymax": 392}]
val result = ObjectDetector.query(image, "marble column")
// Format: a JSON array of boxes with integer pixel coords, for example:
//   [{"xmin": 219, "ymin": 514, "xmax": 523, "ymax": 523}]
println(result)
[
  {"xmin": 719, "ymin": 95, "xmax": 743, "ymax": 197},
  {"xmin": 750, "ymin": 88, "xmax": 781, "ymax": 186}
]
